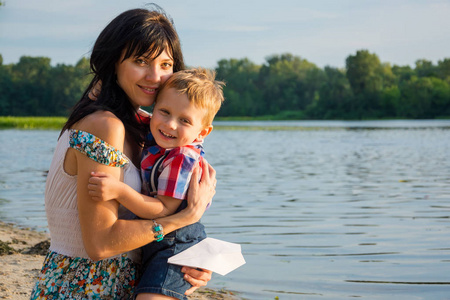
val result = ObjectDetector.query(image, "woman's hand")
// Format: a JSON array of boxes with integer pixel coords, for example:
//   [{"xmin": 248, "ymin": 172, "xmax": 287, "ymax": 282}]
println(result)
[
  {"xmin": 181, "ymin": 267, "xmax": 212, "ymax": 296},
  {"xmin": 186, "ymin": 160, "xmax": 217, "ymax": 222}
]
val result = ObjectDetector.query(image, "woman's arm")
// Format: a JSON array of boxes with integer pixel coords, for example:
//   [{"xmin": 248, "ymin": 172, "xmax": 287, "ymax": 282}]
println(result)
[{"xmin": 72, "ymin": 111, "xmax": 215, "ymax": 261}]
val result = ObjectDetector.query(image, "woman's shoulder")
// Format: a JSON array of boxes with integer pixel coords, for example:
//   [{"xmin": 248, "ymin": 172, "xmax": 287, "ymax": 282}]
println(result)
[{"xmin": 73, "ymin": 110, "xmax": 126, "ymax": 151}]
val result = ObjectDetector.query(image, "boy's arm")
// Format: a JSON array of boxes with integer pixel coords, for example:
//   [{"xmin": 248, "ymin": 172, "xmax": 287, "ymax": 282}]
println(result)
[
  {"xmin": 88, "ymin": 172, "xmax": 179, "ymax": 219},
  {"xmin": 116, "ymin": 181, "xmax": 182, "ymax": 218},
  {"xmin": 154, "ymin": 195, "xmax": 184, "ymax": 216}
]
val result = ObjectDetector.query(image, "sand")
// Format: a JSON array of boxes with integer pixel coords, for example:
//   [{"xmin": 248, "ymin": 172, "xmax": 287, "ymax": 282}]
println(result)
[{"xmin": 0, "ymin": 221, "xmax": 241, "ymax": 300}]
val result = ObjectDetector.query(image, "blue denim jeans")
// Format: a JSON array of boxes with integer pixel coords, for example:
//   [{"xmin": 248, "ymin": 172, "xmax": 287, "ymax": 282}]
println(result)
[{"xmin": 135, "ymin": 222, "xmax": 206, "ymax": 300}]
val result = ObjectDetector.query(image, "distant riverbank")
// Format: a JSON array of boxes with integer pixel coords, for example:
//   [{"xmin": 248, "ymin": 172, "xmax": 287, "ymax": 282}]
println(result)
[
  {"xmin": 0, "ymin": 116, "xmax": 67, "ymax": 129},
  {"xmin": 1, "ymin": 116, "xmax": 298, "ymax": 130},
  {"xmin": 3, "ymin": 116, "xmax": 450, "ymax": 131}
]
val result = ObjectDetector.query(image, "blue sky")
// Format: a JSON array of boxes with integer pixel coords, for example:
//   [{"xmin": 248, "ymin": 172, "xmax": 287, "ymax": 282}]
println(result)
[{"xmin": 1, "ymin": 0, "xmax": 449, "ymax": 69}]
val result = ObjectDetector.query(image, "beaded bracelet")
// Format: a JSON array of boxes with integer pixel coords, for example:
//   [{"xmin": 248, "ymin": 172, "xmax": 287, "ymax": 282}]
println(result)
[{"xmin": 152, "ymin": 220, "xmax": 164, "ymax": 242}]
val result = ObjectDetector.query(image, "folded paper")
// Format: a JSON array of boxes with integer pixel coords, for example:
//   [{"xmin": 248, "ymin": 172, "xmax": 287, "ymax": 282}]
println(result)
[{"xmin": 167, "ymin": 237, "xmax": 245, "ymax": 276}]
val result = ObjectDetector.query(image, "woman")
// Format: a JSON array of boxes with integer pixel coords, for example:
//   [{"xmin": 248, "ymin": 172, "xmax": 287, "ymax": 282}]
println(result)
[{"xmin": 31, "ymin": 6, "xmax": 215, "ymax": 299}]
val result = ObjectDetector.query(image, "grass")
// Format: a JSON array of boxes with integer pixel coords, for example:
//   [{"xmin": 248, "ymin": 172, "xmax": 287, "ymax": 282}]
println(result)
[
  {"xmin": 0, "ymin": 116, "xmax": 340, "ymax": 131},
  {"xmin": 1, "ymin": 116, "xmax": 309, "ymax": 131},
  {"xmin": 0, "ymin": 116, "xmax": 67, "ymax": 129},
  {"xmin": 6, "ymin": 115, "xmax": 430, "ymax": 131},
  {"xmin": 213, "ymin": 125, "xmax": 327, "ymax": 131},
  {"xmin": 0, "ymin": 240, "xmax": 16, "ymax": 255},
  {"xmin": 215, "ymin": 110, "xmax": 306, "ymax": 121}
]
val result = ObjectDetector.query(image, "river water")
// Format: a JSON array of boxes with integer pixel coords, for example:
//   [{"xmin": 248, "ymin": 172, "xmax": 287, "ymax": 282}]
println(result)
[{"xmin": 1, "ymin": 120, "xmax": 450, "ymax": 299}]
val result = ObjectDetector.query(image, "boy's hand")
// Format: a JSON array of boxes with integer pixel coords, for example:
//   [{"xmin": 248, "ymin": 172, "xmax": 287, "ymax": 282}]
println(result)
[{"xmin": 88, "ymin": 171, "xmax": 121, "ymax": 201}]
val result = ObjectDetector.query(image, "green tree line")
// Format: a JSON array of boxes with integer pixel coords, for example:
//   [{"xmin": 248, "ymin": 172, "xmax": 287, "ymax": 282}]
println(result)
[
  {"xmin": 0, "ymin": 55, "xmax": 91, "ymax": 116},
  {"xmin": 1, "ymin": 50, "xmax": 450, "ymax": 119},
  {"xmin": 215, "ymin": 51, "xmax": 450, "ymax": 119}
]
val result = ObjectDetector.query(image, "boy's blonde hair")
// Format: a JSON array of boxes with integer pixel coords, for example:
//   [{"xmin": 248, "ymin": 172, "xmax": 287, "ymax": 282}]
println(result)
[{"xmin": 159, "ymin": 67, "xmax": 225, "ymax": 126}]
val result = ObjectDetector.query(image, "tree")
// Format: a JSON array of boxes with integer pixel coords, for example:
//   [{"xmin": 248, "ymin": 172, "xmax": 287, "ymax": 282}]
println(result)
[
  {"xmin": 346, "ymin": 50, "xmax": 384, "ymax": 96},
  {"xmin": 437, "ymin": 58, "xmax": 450, "ymax": 81},
  {"xmin": 1, "ymin": 52, "xmax": 449, "ymax": 119},
  {"xmin": 47, "ymin": 57, "xmax": 91, "ymax": 116},
  {"xmin": 306, "ymin": 66, "xmax": 353, "ymax": 119},
  {"xmin": 392, "ymin": 65, "xmax": 414, "ymax": 83},
  {"xmin": 0, "ymin": 55, "xmax": 92, "ymax": 116},
  {"xmin": 215, "ymin": 58, "xmax": 262, "ymax": 116},
  {"xmin": 7, "ymin": 56, "xmax": 51, "ymax": 115},
  {"xmin": 396, "ymin": 77, "xmax": 450, "ymax": 118},
  {"xmin": 380, "ymin": 86, "xmax": 401, "ymax": 118},
  {"xmin": 345, "ymin": 50, "xmax": 396, "ymax": 118},
  {"xmin": 0, "ymin": 62, "xmax": 13, "ymax": 114},
  {"xmin": 415, "ymin": 59, "xmax": 438, "ymax": 78},
  {"xmin": 259, "ymin": 53, "xmax": 323, "ymax": 114}
]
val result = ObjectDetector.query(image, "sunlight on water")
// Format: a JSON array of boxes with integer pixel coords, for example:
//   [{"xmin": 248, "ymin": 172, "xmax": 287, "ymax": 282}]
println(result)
[{"xmin": 1, "ymin": 121, "xmax": 450, "ymax": 299}]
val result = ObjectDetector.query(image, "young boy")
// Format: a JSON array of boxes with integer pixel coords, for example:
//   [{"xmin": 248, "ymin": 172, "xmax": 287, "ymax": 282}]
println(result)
[{"xmin": 88, "ymin": 67, "xmax": 224, "ymax": 300}]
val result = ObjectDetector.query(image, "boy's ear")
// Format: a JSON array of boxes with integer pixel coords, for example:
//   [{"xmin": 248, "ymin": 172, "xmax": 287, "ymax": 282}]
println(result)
[{"xmin": 197, "ymin": 125, "xmax": 213, "ymax": 141}]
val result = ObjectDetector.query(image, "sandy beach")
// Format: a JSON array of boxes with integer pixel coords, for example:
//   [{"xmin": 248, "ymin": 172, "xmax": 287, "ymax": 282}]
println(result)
[{"xmin": 0, "ymin": 221, "xmax": 241, "ymax": 300}]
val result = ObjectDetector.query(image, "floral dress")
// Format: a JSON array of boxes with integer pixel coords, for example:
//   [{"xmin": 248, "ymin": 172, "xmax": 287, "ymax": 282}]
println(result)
[
  {"xmin": 31, "ymin": 251, "xmax": 138, "ymax": 299},
  {"xmin": 30, "ymin": 130, "xmax": 140, "ymax": 299}
]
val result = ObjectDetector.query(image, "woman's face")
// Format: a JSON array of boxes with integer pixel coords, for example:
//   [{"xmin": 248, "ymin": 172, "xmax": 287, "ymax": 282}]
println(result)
[{"xmin": 115, "ymin": 48, "xmax": 174, "ymax": 109}]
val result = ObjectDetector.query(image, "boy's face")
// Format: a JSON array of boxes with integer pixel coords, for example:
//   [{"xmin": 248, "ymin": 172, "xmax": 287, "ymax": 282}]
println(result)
[{"xmin": 150, "ymin": 87, "xmax": 212, "ymax": 149}]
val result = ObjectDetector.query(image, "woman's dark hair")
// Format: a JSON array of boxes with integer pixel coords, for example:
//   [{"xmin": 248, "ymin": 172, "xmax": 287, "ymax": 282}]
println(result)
[{"xmin": 61, "ymin": 5, "xmax": 185, "ymax": 145}]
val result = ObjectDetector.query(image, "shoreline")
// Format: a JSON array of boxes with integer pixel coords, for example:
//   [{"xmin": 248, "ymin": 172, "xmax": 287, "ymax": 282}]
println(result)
[{"xmin": 0, "ymin": 221, "xmax": 242, "ymax": 300}]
